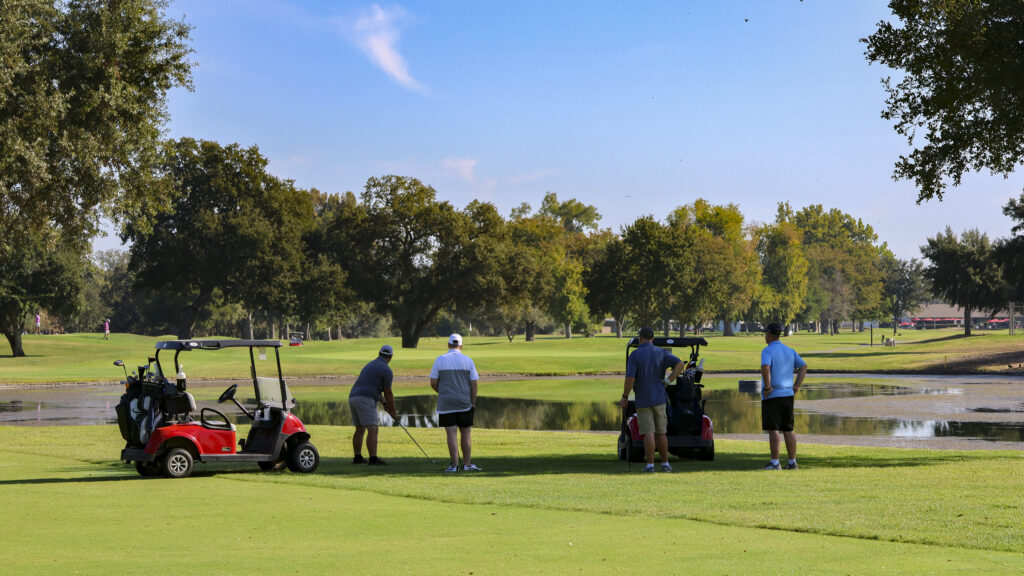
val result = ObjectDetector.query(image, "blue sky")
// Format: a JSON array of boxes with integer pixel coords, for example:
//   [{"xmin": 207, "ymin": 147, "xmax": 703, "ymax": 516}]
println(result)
[{"xmin": 103, "ymin": 0, "xmax": 1023, "ymax": 259}]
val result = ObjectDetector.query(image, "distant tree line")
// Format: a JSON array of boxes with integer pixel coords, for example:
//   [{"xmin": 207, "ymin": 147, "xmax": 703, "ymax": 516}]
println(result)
[{"xmin": 20, "ymin": 132, "xmax": 950, "ymax": 350}]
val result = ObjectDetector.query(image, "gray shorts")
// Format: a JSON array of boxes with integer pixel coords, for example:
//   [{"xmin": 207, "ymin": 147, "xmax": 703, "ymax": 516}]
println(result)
[{"xmin": 349, "ymin": 395, "xmax": 379, "ymax": 426}]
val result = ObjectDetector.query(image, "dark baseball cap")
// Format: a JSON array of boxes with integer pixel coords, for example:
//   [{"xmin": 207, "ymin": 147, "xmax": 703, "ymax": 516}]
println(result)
[
  {"xmin": 379, "ymin": 345, "xmax": 394, "ymax": 357},
  {"xmin": 638, "ymin": 326, "xmax": 655, "ymax": 339},
  {"xmin": 765, "ymin": 322, "xmax": 783, "ymax": 336}
]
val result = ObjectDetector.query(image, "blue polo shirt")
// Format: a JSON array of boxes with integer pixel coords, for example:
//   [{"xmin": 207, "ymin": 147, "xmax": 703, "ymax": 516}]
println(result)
[
  {"xmin": 626, "ymin": 342, "xmax": 682, "ymax": 408},
  {"xmin": 349, "ymin": 357, "xmax": 393, "ymax": 401},
  {"xmin": 760, "ymin": 340, "xmax": 806, "ymax": 400}
]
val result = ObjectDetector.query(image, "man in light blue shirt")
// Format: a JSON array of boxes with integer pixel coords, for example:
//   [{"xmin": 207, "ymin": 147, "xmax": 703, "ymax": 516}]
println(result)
[{"xmin": 760, "ymin": 322, "xmax": 807, "ymax": 470}]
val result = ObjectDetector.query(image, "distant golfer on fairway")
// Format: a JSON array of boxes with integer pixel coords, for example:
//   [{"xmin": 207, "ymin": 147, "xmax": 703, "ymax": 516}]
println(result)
[
  {"xmin": 760, "ymin": 322, "xmax": 807, "ymax": 470},
  {"xmin": 430, "ymin": 333, "xmax": 480, "ymax": 472},
  {"xmin": 620, "ymin": 326, "xmax": 685, "ymax": 473},
  {"xmin": 348, "ymin": 345, "xmax": 399, "ymax": 465}
]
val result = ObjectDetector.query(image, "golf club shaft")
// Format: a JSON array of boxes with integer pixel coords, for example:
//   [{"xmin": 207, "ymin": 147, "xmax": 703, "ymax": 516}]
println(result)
[{"xmin": 398, "ymin": 421, "xmax": 437, "ymax": 463}]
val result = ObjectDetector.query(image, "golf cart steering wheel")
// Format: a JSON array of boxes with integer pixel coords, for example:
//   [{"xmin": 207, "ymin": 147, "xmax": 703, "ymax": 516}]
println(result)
[{"xmin": 218, "ymin": 384, "xmax": 238, "ymax": 404}]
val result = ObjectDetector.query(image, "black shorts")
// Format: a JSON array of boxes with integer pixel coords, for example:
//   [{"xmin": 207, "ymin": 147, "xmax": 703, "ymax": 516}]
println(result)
[
  {"xmin": 439, "ymin": 408, "xmax": 474, "ymax": 428},
  {"xmin": 762, "ymin": 396, "xmax": 795, "ymax": 432}
]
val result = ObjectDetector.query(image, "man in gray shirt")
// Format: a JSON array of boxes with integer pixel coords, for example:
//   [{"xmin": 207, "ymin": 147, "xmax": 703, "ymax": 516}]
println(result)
[
  {"xmin": 430, "ymin": 333, "xmax": 480, "ymax": 472},
  {"xmin": 348, "ymin": 345, "xmax": 399, "ymax": 465}
]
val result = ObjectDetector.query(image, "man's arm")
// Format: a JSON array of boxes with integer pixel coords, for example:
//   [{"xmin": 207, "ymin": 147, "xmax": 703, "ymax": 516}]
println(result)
[
  {"xmin": 664, "ymin": 361, "xmax": 685, "ymax": 385},
  {"xmin": 430, "ymin": 377, "xmax": 439, "ymax": 393},
  {"xmin": 761, "ymin": 364, "xmax": 772, "ymax": 394},
  {"xmin": 619, "ymin": 376, "xmax": 635, "ymax": 409},
  {"xmin": 383, "ymin": 389, "xmax": 398, "ymax": 419},
  {"xmin": 470, "ymin": 379, "xmax": 478, "ymax": 406},
  {"xmin": 793, "ymin": 364, "xmax": 807, "ymax": 393}
]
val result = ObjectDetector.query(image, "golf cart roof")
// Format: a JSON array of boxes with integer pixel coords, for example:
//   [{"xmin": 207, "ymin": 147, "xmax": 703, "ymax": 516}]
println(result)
[
  {"xmin": 627, "ymin": 336, "xmax": 708, "ymax": 348},
  {"xmin": 155, "ymin": 339, "xmax": 282, "ymax": 351}
]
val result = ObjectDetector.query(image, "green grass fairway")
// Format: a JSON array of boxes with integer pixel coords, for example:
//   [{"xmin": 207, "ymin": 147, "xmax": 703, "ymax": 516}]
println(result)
[
  {"xmin": 1, "ymin": 425, "xmax": 1021, "ymax": 574},
  {"xmin": 3, "ymin": 329, "xmax": 1024, "ymax": 383}
]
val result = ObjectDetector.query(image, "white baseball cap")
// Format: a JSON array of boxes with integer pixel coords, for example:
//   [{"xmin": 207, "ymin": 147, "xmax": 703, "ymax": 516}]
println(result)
[{"xmin": 448, "ymin": 333, "xmax": 462, "ymax": 345}]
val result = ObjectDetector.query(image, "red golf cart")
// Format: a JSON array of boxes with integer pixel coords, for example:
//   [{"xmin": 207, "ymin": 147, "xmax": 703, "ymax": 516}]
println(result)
[
  {"xmin": 617, "ymin": 336, "xmax": 715, "ymax": 462},
  {"xmin": 115, "ymin": 339, "xmax": 319, "ymax": 478}
]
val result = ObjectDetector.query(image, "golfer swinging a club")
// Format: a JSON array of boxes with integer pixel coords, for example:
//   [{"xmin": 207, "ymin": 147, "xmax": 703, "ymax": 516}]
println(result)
[
  {"xmin": 348, "ymin": 345, "xmax": 399, "ymax": 465},
  {"xmin": 430, "ymin": 333, "xmax": 480, "ymax": 472}
]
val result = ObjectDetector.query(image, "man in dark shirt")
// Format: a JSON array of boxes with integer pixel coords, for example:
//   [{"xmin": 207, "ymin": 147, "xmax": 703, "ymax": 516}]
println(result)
[
  {"xmin": 348, "ymin": 345, "xmax": 399, "ymax": 465},
  {"xmin": 619, "ymin": 327, "xmax": 685, "ymax": 472}
]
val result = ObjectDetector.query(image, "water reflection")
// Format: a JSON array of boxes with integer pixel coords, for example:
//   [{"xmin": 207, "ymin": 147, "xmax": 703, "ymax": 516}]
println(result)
[
  {"xmin": 288, "ymin": 388, "xmax": 1024, "ymax": 442},
  {"xmin": 1, "ymin": 382, "xmax": 1022, "ymax": 442}
]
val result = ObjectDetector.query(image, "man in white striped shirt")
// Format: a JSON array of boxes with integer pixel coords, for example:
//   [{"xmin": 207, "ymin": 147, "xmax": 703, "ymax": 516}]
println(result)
[{"xmin": 430, "ymin": 333, "xmax": 480, "ymax": 472}]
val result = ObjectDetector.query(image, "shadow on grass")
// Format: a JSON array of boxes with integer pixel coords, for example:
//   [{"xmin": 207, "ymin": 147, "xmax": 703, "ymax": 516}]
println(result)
[
  {"xmin": 0, "ymin": 449, "xmax": 978, "ymax": 486},
  {"xmin": 309, "ymin": 449, "xmax": 973, "ymax": 478}
]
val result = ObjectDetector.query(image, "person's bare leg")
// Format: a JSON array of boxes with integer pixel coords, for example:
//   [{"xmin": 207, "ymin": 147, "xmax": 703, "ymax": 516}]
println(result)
[
  {"xmin": 655, "ymin": 433, "xmax": 669, "ymax": 464},
  {"xmin": 460, "ymin": 427, "xmax": 472, "ymax": 466},
  {"xmin": 445, "ymin": 426, "xmax": 459, "ymax": 466},
  {"xmin": 352, "ymin": 426, "xmax": 365, "ymax": 458},
  {"xmin": 783, "ymin": 431, "xmax": 797, "ymax": 461},
  {"xmin": 366, "ymin": 425, "xmax": 379, "ymax": 458},
  {"xmin": 768, "ymin": 430, "xmax": 781, "ymax": 461},
  {"xmin": 643, "ymin": 433, "xmax": 656, "ymax": 465}
]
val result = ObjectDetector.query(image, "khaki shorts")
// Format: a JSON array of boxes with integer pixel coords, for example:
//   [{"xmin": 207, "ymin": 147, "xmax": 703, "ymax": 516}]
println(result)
[
  {"xmin": 349, "ymin": 395, "xmax": 379, "ymax": 426},
  {"xmin": 636, "ymin": 404, "xmax": 668, "ymax": 435}
]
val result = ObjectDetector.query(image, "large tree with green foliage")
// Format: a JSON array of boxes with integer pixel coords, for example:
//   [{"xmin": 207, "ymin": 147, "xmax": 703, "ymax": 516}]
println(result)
[
  {"xmin": 1, "ymin": 0, "xmax": 192, "ymax": 353},
  {"xmin": 1, "ymin": 0, "xmax": 193, "ymax": 240},
  {"xmin": 0, "ymin": 224, "xmax": 86, "ymax": 356},
  {"xmin": 584, "ymin": 235, "xmax": 632, "ymax": 338},
  {"xmin": 124, "ymin": 139, "xmax": 313, "ymax": 339},
  {"xmin": 685, "ymin": 199, "xmax": 760, "ymax": 336},
  {"xmin": 792, "ymin": 204, "xmax": 885, "ymax": 332},
  {"xmin": 921, "ymin": 227, "xmax": 1005, "ymax": 336},
  {"xmin": 756, "ymin": 209, "xmax": 809, "ymax": 333},
  {"xmin": 994, "ymin": 196, "xmax": 1024, "ymax": 304},
  {"xmin": 330, "ymin": 176, "xmax": 501, "ymax": 348},
  {"xmin": 880, "ymin": 253, "xmax": 929, "ymax": 334},
  {"xmin": 620, "ymin": 216, "xmax": 692, "ymax": 329},
  {"xmin": 863, "ymin": 0, "xmax": 1024, "ymax": 201}
]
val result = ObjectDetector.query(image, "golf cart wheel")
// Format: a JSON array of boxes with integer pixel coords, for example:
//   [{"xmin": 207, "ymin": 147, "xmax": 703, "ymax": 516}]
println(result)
[
  {"xmin": 135, "ymin": 461, "xmax": 161, "ymax": 477},
  {"xmin": 287, "ymin": 442, "xmax": 319, "ymax": 473},
  {"xmin": 697, "ymin": 443, "xmax": 715, "ymax": 461},
  {"xmin": 161, "ymin": 448, "xmax": 194, "ymax": 479}
]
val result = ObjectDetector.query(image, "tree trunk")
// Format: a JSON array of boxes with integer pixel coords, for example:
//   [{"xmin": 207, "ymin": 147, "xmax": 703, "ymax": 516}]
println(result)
[
  {"xmin": 614, "ymin": 318, "xmax": 623, "ymax": 338},
  {"xmin": 678, "ymin": 323, "xmax": 687, "ymax": 338},
  {"xmin": 525, "ymin": 320, "xmax": 536, "ymax": 342},
  {"xmin": 963, "ymin": 305, "xmax": 972, "ymax": 336},
  {"xmin": 247, "ymin": 311, "xmax": 255, "ymax": 340},
  {"xmin": 4, "ymin": 330, "xmax": 25, "ymax": 357},
  {"xmin": 326, "ymin": 326, "xmax": 331, "ymax": 341},
  {"xmin": 271, "ymin": 320, "xmax": 278, "ymax": 340},
  {"xmin": 305, "ymin": 323, "xmax": 311, "ymax": 341},
  {"xmin": 723, "ymin": 318, "xmax": 735, "ymax": 336},
  {"xmin": 564, "ymin": 321, "xmax": 572, "ymax": 339},
  {"xmin": 177, "ymin": 306, "xmax": 198, "ymax": 339},
  {"xmin": 397, "ymin": 319, "xmax": 417, "ymax": 348},
  {"xmin": 337, "ymin": 325, "xmax": 344, "ymax": 340}
]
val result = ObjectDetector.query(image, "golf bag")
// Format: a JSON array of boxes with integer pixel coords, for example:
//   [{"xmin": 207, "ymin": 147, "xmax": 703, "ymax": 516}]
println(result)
[
  {"xmin": 116, "ymin": 370, "xmax": 195, "ymax": 448},
  {"xmin": 665, "ymin": 368, "xmax": 706, "ymax": 436}
]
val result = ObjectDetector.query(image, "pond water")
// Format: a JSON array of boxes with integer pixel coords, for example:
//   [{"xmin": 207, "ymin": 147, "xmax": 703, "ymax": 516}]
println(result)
[{"xmin": 5, "ymin": 381, "xmax": 1022, "ymax": 443}]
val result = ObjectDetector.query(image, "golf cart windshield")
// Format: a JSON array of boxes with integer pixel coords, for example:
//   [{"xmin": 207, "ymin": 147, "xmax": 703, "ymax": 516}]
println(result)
[{"xmin": 255, "ymin": 376, "xmax": 294, "ymax": 410}]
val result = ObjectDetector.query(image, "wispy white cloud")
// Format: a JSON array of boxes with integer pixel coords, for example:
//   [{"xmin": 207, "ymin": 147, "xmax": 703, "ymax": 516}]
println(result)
[
  {"xmin": 442, "ymin": 157, "xmax": 478, "ymax": 182},
  {"xmin": 507, "ymin": 169, "xmax": 556, "ymax": 185},
  {"xmin": 349, "ymin": 4, "xmax": 424, "ymax": 93}
]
